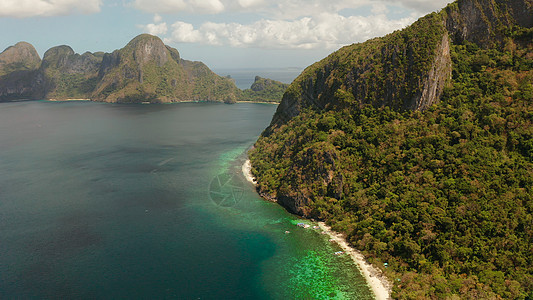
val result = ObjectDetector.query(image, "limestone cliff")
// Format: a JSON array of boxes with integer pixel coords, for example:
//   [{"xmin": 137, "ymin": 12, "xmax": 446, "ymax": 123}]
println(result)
[
  {"xmin": 38, "ymin": 46, "xmax": 103, "ymax": 99},
  {"xmin": 93, "ymin": 34, "xmax": 241, "ymax": 103},
  {"xmin": 0, "ymin": 42, "xmax": 41, "ymax": 76},
  {"xmin": 0, "ymin": 42, "xmax": 42, "ymax": 100},
  {"xmin": 267, "ymin": 0, "xmax": 532, "ymax": 131}
]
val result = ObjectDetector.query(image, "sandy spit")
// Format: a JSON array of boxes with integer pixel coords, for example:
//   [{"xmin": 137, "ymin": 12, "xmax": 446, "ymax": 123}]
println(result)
[{"xmin": 318, "ymin": 222, "xmax": 392, "ymax": 300}]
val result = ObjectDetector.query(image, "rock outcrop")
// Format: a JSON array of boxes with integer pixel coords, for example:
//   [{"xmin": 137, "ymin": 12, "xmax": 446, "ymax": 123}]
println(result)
[
  {"xmin": 0, "ymin": 42, "xmax": 42, "ymax": 100},
  {"xmin": 267, "ymin": 0, "xmax": 532, "ymax": 131},
  {"xmin": 0, "ymin": 42, "xmax": 41, "ymax": 76},
  {"xmin": 445, "ymin": 0, "xmax": 533, "ymax": 47}
]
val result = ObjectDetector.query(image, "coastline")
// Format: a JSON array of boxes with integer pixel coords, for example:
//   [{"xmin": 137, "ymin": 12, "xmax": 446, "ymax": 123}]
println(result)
[
  {"xmin": 236, "ymin": 101, "xmax": 279, "ymax": 105},
  {"xmin": 242, "ymin": 158, "xmax": 391, "ymax": 300},
  {"xmin": 241, "ymin": 159, "xmax": 257, "ymax": 185},
  {"xmin": 318, "ymin": 222, "xmax": 392, "ymax": 300},
  {"xmin": 47, "ymin": 98, "xmax": 91, "ymax": 101}
]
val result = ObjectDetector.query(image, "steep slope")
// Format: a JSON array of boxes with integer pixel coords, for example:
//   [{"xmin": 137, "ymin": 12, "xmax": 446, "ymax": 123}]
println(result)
[
  {"xmin": 93, "ymin": 34, "xmax": 241, "ymax": 103},
  {"xmin": 39, "ymin": 46, "xmax": 103, "ymax": 99},
  {"xmin": 269, "ymin": 13, "xmax": 452, "ymax": 130},
  {"xmin": 268, "ymin": 0, "xmax": 532, "ymax": 130},
  {"xmin": 0, "ymin": 42, "xmax": 41, "ymax": 76},
  {"xmin": 250, "ymin": 0, "xmax": 532, "ymax": 298},
  {"xmin": 0, "ymin": 42, "xmax": 42, "ymax": 100}
]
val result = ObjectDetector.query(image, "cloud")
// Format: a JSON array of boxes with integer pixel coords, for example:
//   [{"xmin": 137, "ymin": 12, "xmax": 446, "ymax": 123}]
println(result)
[
  {"xmin": 142, "ymin": 22, "xmax": 168, "ymax": 36},
  {"xmin": 137, "ymin": 0, "xmax": 455, "ymax": 50},
  {"xmin": 237, "ymin": 0, "xmax": 265, "ymax": 9},
  {"xmin": 0, "ymin": 0, "xmax": 102, "ymax": 18},
  {"xmin": 382, "ymin": 0, "xmax": 453, "ymax": 13},
  {"xmin": 159, "ymin": 12, "xmax": 414, "ymax": 50},
  {"xmin": 133, "ymin": 0, "xmax": 454, "ymax": 16},
  {"xmin": 153, "ymin": 14, "xmax": 163, "ymax": 23},
  {"xmin": 133, "ymin": 0, "xmax": 224, "ymax": 14}
]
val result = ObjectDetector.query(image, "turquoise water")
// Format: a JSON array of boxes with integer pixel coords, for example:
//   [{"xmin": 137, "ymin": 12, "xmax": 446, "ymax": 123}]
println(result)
[{"xmin": 0, "ymin": 101, "xmax": 373, "ymax": 299}]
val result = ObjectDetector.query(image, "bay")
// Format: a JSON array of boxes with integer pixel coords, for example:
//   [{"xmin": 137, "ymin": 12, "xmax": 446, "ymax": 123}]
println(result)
[{"xmin": 0, "ymin": 101, "xmax": 373, "ymax": 299}]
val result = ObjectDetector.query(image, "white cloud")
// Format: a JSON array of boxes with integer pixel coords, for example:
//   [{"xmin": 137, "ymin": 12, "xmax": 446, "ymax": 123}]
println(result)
[
  {"xmin": 0, "ymin": 0, "xmax": 102, "ymax": 18},
  {"xmin": 382, "ymin": 0, "xmax": 452, "ymax": 13},
  {"xmin": 137, "ymin": 0, "xmax": 455, "ymax": 50},
  {"xmin": 133, "ymin": 0, "xmax": 454, "ymax": 16},
  {"xmin": 158, "ymin": 12, "xmax": 414, "ymax": 50},
  {"xmin": 141, "ymin": 22, "xmax": 168, "ymax": 36},
  {"xmin": 153, "ymin": 14, "xmax": 163, "ymax": 23},
  {"xmin": 190, "ymin": 0, "xmax": 225, "ymax": 14},
  {"xmin": 133, "ymin": 0, "xmax": 225, "ymax": 14},
  {"xmin": 166, "ymin": 22, "xmax": 203, "ymax": 43},
  {"xmin": 237, "ymin": 0, "xmax": 265, "ymax": 9}
]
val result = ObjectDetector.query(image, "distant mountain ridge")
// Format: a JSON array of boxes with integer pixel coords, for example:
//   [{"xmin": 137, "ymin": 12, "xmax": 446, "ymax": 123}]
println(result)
[{"xmin": 0, "ymin": 34, "xmax": 285, "ymax": 103}]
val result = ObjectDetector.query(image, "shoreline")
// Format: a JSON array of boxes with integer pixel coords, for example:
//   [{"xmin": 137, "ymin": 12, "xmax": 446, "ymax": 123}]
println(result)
[
  {"xmin": 5, "ymin": 99, "xmax": 279, "ymax": 105},
  {"xmin": 241, "ymin": 159, "xmax": 257, "ymax": 185},
  {"xmin": 242, "ymin": 159, "xmax": 391, "ymax": 299},
  {"xmin": 47, "ymin": 98, "xmax": 91, "ymax": 101},
  {"xmin": 318, "ymin": 222, "xmax": 392, "ymax": 300},
  {"xmin": 236, "ymin": 101, "xmax": 279, "ymax": 105}
]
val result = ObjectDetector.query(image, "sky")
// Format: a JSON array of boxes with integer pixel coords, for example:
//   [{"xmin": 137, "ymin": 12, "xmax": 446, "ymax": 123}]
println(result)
[{"xmin": 0, "ymin": 0, "xmax": 454, "ymax": 69}]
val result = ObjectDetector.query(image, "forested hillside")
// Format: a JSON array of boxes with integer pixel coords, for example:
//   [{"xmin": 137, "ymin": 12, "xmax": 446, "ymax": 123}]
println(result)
[{"xmin": 250, "ymin": 0, "xmax": 532, "ymax": 298}]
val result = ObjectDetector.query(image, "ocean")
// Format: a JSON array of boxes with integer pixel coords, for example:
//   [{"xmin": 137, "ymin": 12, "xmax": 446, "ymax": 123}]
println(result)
[{"xmin": 0, "ymin": 101, "xmax": 373, "ymax": 299}]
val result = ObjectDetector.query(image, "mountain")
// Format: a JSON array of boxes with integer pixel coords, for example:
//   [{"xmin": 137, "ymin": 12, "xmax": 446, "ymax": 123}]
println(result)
[
  {"xmin": 39, "ymin": 46, "xmax": 104, "ymax": 100},
  {"xmin": 93, "ymin": 34, "xmax": 241, "ymax": 103},
  {"xmin": 250, "ymin": 0, "xmax": 532, "ymax": 298},
  {"xmin": 241, "ymin": 76, "xmax": 289, "ymax": 103},
  {"xmin": 0, "ymin": 42, "xmax": 42, "ymax": 100},
  {"xmin": 0, "ymin": 34, "xmax": 243, "ymax": 103},
  {"xmin": 0, "ymin": 42, "xmax": 41, "ymax": 76}
]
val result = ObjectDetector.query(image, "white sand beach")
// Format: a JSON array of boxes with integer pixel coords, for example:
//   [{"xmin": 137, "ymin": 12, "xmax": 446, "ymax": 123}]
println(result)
[
  {"xmin": 318, "ymin": 222, "xmax": 392, "ymax": 300},
  {"xmin": 242, "ymin": 159, "xmax": 257, "ymax": 185}
]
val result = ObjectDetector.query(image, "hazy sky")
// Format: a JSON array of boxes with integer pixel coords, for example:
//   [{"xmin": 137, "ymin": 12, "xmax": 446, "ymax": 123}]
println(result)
[{"xmin": 0, "ymin": 0, "xmax": 453, "ymax": 69}]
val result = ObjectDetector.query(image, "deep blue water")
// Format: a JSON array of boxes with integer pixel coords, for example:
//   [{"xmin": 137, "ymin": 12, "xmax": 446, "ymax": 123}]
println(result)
[{"xmin": 0, "ymin": 101, "xmax": 373, "ymax": 299}]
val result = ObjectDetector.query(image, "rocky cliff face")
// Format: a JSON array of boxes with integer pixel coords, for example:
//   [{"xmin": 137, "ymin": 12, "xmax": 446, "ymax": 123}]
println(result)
[
  {"xmin": 92, "ymin": 34, "xmax": 240, "ymax": 103},
  {"xmin": 0, "ymin": 34, "xmax": 241, "ymax": 103},
  {"xmin": 0, "ymin": 42, "xmax": 41, "ymax": 76},
  {"xmin": 0, "ymin": 42, "xmax": 42, "ymax": 100},
  {"xmin": 267, "ymin": 0, "xmax": 532, "ymax": 130},
  {"xmin": 445, "ymin": 0, "xmax": 533, "ymax": 47},
  {"xmin": 41, "ymin": 46, "xmax": 102, "ymax": 74}
]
